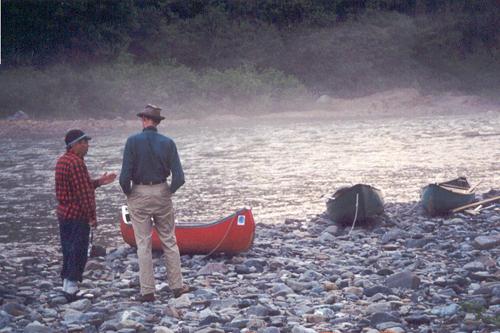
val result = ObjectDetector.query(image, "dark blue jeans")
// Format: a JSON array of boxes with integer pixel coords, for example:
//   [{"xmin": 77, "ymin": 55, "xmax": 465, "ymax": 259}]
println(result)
[{"xmin": 59, "ymin": 218, "xmax": 90, "ymax": 282}]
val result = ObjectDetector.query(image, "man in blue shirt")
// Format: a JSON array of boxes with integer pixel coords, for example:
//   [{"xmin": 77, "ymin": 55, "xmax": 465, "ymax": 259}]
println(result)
[{"xmin": 120, "ymin": 104, "xmax": 192, "ymax": 302}]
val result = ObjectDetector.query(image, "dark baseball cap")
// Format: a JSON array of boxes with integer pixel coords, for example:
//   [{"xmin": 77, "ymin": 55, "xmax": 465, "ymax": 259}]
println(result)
[{"xmin": 65, "ymin": 129, "xmax": 91, "ymax": 148}]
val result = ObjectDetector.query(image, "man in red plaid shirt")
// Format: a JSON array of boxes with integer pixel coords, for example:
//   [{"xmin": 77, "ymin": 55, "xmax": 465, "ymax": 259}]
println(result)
[{"xmin": 55, "ymin": 129, "xmax": 116, "ymax": 300}]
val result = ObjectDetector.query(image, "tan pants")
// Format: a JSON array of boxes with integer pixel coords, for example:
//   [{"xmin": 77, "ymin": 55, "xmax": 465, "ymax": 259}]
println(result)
[{"xmin": 127, "ymin": 183, "xmax": 183, "ymax": 295}]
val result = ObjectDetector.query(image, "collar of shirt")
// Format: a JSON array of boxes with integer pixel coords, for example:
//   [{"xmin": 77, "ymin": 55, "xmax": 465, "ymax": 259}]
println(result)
[
  {"xmin": 143, "ymin": 126, "xmax": 158, "ymax": 132},
  {"xmin": 66, "ymin": 150, "xmax": 84, "ymax": 160}
]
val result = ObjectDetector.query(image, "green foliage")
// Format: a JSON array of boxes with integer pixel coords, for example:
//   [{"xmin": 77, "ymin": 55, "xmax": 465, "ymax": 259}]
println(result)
[
  {"xmin": 1, "ymin": 0, "xmax": 499, "ymax": 117},
  {"xmin": 0, "ymin": 60, "xmax": 308, "ymax": 118},
  {"xmin": 413, "ymin": 1, "xmax": 500, "ymax": 94},
  {"xmin": 2, "ymin": 0, "xmax": 136, "ymax": 66}
]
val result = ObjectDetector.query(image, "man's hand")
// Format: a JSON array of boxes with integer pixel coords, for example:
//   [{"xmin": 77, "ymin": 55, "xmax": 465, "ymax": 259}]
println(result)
[
  {"xmin": 99, "ymin": 172, "xmax": 117, "ymax": 186},
  {"xmin": 89, "ymin": 218, "xmax": 97, "ymax": 228}
]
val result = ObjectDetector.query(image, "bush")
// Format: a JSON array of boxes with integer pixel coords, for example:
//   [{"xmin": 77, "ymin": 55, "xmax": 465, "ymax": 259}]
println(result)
[{"xmin": 0, "ymin": 59, "xmax": 309, "ymax": 119}]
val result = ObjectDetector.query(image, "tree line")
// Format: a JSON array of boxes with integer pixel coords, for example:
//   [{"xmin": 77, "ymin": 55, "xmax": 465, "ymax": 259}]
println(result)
[
  {"xmin": 3, "ymin": 0, "xmax": 498, "ymax": 68},
  {"xmin": 1, "ymin": 0, "xmax": 498, "ymax": 118}
]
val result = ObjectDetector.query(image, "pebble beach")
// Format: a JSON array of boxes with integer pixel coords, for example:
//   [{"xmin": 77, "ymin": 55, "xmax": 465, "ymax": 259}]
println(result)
[{"xmin": 1, "ymin": 199, "xmax": 499, "ymax": 333}]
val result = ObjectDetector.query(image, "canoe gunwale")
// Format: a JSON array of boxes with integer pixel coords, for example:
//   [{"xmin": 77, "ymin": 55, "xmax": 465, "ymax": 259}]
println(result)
[{"xmin": 121, "ymin": 205, "xmax": 251, "ymax": 229}]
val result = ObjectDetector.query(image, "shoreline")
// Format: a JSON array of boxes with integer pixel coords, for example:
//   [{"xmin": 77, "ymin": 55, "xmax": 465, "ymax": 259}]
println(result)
[
  {"xmin": 1, "ymin": 107, "xmax": 498, "ymax": 141},
  {"xmin": 1, "ymin": 88, "xmax": 499, "ymax": 140}
]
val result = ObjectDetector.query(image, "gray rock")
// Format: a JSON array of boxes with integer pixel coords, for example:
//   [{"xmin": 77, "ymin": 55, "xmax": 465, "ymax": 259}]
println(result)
[
  {"xmin": 285, "ymin": 279, "xmax": 314, "ymax": 292},
  {"xmin": 229, "ymin": 317, "xmax": 249, "ymax": 329},
  {"xmin": 66, "ymin": 299, "xmax": 91, "ymax": 312},
  {"xmin": 153, "ymin": 327, "xmax": 175, "ymax": 333},
  {"xmin": 473, "ymin": 235, "xmax": 500, "ymax": 250},
  {"xmin": 319, "ymin": 232, "xmax": 336, "ymax": 243},
  {"xmin": 385, "ymin": 271, "xmax": 421, "ymax": 290},
  {"xmin": 197, "ymin": 262, "xmax": 228, "ymax": 275},
  {"xmin": 2, "ymin": 302, "xmax": 28, "ymax": 316},
  {"xmin": 365, "ymin": 285, "xmax": 393, "ymax": 297},
  {"xmin": 291, "ymin": 325, "xmax": 317, "ymax": 333},
  {"xmin": 271, "ymin": 283, "xmax": 294, "ymax": 296},
  {"xmin": 431, "ymin": 303, "xmax": 460, "ymax": 317},
  {"xmin": 370, "ymin": 312, "xmax": 400, "ymax": 326},
  {"xmin": 375, "ymin": 321, "xmax": 403, "ymax": 330},
  {"xmin": 323, "ymin": 225, "xmax": 340, "ymax": 235},
  {"xmin": 0, "ymin": 310, "xmax": 12, "ymax": 327},
  {"xmin": 381, "ymin": 229, "xmax": 406, "ymax": 244},
  {"xmin": 405, "ymin": 238, "xmax": 432, "ymax": 248},
  {"xmin": 404, "ymin": 314, "xmax": 431, "ymax": 325},
  {"xmin": 23, "ymin": 321, "xmax": 53, "ymax": 333},
  {"xmin": 194, "ymin": 327, "xmax": 225, "ymax": 333},
  {"xmin": 7, "ymin": 111, "xmax": 29, "ymax": 120},
  {"xmin": 316, "ymin": 95, "xmax": 332, "ymax": 104},
  {"xmin": 260, "ymin": 328, "xmax": 281, "ymax": 333},
  {"xmin": 463, "ymin": 261, "xmax": 485, "ymax": 271}
]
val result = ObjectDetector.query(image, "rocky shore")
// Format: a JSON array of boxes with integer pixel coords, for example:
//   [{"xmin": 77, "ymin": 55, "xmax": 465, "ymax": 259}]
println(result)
[{"xmin": 1, "ymin": 202, "xmax": 499, "ymax": 333}]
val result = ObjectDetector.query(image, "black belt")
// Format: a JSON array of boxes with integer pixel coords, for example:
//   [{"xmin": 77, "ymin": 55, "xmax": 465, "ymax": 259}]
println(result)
[{"xmin": 134, "ymin": 180, "xmax": 166, "ymax": 185}]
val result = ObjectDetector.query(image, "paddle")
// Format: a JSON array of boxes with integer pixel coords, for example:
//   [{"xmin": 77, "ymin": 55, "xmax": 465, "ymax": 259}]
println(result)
[
  {"xmin": 467, "ymin": 181, "xmax": 482, "ymax": 193},
  {"xmin": 451, "ymin": 195, "xmax": 500, "ymax": 214}
]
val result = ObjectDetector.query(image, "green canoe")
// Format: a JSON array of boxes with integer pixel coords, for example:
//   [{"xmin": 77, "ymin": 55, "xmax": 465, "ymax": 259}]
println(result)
[
  {"xmin": 326, "ymin": 184, "xmax": 384, "ymax": 225},
  {"xmin": 421, "ymin": 177, "xmax": 476, "ymax": 216}
]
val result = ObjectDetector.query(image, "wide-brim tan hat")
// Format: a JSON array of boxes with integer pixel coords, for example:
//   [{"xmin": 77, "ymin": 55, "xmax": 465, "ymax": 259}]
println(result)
[{"xmin": 136, "ymin": 104, "xmax": 165, "ymax": 121}]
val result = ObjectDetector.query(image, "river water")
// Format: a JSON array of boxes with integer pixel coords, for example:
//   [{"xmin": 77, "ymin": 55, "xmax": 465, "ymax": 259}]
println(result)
[{"xmin": 1, "ymin": 112, "xmax": 499, "ymax": 246}]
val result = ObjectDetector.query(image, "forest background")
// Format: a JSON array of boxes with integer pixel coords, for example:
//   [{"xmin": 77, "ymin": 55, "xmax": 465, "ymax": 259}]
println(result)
[{"xmin": 1, "ymin": 0, "xmax": 499, "ymax": 119}]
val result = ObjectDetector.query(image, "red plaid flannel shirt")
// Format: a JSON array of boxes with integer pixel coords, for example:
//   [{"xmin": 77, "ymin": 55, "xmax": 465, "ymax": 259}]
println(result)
[{"xmin": 55, "ymin": 151, "xmax": 99, "ymax": 222}]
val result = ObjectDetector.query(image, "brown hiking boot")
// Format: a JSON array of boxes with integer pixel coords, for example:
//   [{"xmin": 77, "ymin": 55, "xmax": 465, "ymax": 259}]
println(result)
[
  {"xmin": 133, "ymin": 293, "xmax": 155, "ymax": 302},
  {"xmin": 173, "ymin": 285, "xmax": 195, "ymax": 298}
]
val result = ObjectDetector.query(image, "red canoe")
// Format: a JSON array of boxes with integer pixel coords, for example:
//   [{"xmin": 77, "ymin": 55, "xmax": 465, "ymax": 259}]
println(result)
[{"xmin": 120, "ymin": 206, "xmax": 255, "ymax": 255}]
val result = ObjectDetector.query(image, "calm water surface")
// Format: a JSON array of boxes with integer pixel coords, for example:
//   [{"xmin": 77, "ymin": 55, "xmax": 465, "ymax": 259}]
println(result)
[{"xmin": 1, "ymin": 113, "xmax": 499, "ymax": 246}]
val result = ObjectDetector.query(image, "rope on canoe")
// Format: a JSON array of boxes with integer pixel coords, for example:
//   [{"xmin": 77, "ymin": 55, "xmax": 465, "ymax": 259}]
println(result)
[
  {"xmin": 348, "ymin": 193, "xmax": 359, "ymax": 236},
  {"xmin": 203, "ymin": 216, "xmax": 234, "ymax": 259},
  {"xmin": 403, "ymin": 202, "xmax": 420, "ymax": 215}
]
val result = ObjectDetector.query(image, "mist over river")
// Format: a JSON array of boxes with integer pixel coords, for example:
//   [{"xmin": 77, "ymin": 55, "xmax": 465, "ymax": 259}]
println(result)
[{"xmin": 1, "ymin": 111, "xmax": 499, "ymax": 247}]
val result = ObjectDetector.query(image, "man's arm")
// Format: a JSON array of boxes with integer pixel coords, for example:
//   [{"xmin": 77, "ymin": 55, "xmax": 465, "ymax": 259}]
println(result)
[
  {"xmin": 92, "ymin": 172, "xmax": 117, "ymax": 188},
  {"xmin": 168, "ymin": 140, "xmax": 185, "ymax": 194},
  {"xmin": 119, "ymin": 138, "xmax": 134, "ymax": 195}
]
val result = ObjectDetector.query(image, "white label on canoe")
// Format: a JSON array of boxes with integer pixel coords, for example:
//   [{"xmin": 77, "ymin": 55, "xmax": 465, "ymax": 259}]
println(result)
[{"xmin": 237, "ymin": 215, "xmax": 246, "ymax": 226}]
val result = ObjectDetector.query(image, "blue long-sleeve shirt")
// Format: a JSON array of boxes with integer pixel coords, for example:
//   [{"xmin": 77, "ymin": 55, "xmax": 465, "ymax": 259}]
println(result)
[{"xmin": 119, "ymin": 127, "xmax": 185, "ymax": 195}]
